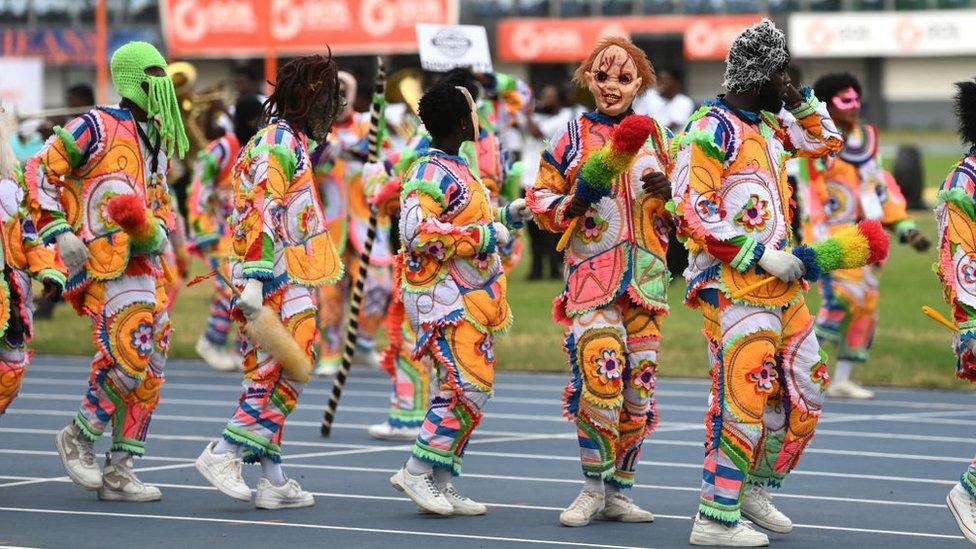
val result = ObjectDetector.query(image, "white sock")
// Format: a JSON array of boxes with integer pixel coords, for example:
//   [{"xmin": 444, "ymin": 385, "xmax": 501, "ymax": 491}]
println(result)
[
  {"xmin": 260, "ymin": 457, "xmax": 287, "ymax": 486},
  {"xmin": 406, "ymin": 456, "xmax": 433, "ymax": 476},
  {"xmin": 110, "ymin": 450, "xmax": 130, "ymax": 466},
  {"xmin": 604, "ymin": 482, "xmax": 621, "ymax": 497},
  {"xmin": 584, "ymin": 477, "xmax": 604, "ymax": 494},
  {"xmin": 834, "ymin": 359, "xmax": 854, "ymax": 383},
  {"xmin": 213, "ymin": 438, "xmax": 239, "ymax": 456},
  {"xmin": 432, "ymin": 467, "xmax": 452, "ymax": 487}
]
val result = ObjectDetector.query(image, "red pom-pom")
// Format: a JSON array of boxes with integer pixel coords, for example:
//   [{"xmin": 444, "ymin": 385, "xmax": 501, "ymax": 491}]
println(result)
[
  {"xmin": 857, "ymin": 219, "xmax": 890, "ymax": 264},
  {"xmin": 106, "ymin": 193, "xmax": 148, "ymax": 232},
  {"xmin": 611, "ymin": 115, "xmax": 656, "ymax": 155}
]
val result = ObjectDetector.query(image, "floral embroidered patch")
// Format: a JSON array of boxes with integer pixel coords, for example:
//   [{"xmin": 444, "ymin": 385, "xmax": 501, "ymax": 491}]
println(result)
[
  {"xmin": 130, "ymin": 322, "xmax": 155, "ymax": 358},
  {"xmin": 425, "ymin": 240, "xmax": 447, "ymax": 261},
  {"xmin": 747, "ymin": 357, "xmax": 778, "ymax": 394},
  {"xmin": 580, "ymin": 209, "xmax": 609, "ymax": 243},
  {"xmin": 631, "ymin": 359, "xmax": 657, "ymax": 397},
  {"xmin": 696, "ymin": 192, "xmax": 726, "ymax": 220},
  {"xmin": 297, "ymin": 203, "xmax": 317, "ymax": 238},
  {"xmin": 478, "ymin": 334, "xmax": 495, "ymax": 363},
  {"xmin": 595, "ymin": 349, "xmax": 622, "ymax": 381},
  {"xmin": 811, "ymin": 363, "xmax": 831, "ymax": 390},
  {"xmin": 734, "ymin": 194, "xmax": 771, "ymax": 232}
]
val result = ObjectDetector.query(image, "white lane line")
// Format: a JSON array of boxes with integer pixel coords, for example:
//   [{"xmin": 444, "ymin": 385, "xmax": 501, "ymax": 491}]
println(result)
[
  {"xmin": 0, "ymin": 507, "xmax": 650, "ymax": 549},
  {"xmin": 8, "ymin": 402, "xmax": 972, "ymax": 463},
  {"xmin": 0, "ymin": 476, "xmax": 956, "ymax": 538},
  {"xmin": 0, "ymin": 447, "xmax": 956, "ymax": 511}
]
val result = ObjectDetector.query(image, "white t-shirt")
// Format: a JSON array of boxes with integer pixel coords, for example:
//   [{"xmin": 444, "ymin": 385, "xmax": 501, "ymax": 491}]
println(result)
[
  {"xmin": 521, "ymin": 107, "xmax": 574, "ymax": 189},
  {"xmin": 634, "ymin": 89, "xmax": 695, "ymax": 132}
]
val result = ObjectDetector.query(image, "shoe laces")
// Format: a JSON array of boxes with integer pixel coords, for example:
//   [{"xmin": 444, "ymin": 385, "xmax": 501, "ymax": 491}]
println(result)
[
  {"xmin": 76, "ymin": 433, "xmax": 96, "ymax": 467},
  {"xmin": 443, "ymin": 484, "xmax": 468, "ymax": 502},
  {"xmin": 569, "ymin": 490, "xmax": 600, "ymax": 512},
  {"xmin": 423, "ymin": 475, "xmax": 444, "ymax": 498},
  {"xmin": 748, "ymin": 485, "xmax": 774, "ymax": 513}
]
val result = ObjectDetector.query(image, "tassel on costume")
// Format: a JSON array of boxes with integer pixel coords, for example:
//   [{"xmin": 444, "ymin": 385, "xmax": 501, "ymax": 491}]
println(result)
[{"xmin": 106, "ymin": 194, "xmax": 165, "ymax": 254}]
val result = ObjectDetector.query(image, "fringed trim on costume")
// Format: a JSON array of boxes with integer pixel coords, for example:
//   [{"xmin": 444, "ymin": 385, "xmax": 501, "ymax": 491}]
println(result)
[
  {"xmin": 625, "ymin": 285, "xmax": 670, "ymax": 317},
  {"xmin": 747, "ymin": 432, "xmax": 784, "ymax": 488},
  {"xmin": 222, "ymin": 425, "xmax": 282, "ymax": 463},
  {"xmin": 938, "ymin": 188, "xmax": 976, "ymax": 220},
  {"xmin": 561, "ymin": 332, "xmax": 581, "ymax": 421},
  {"xmin": 719, "ymin": 275, "xmax": 802, "ymax": 311},
  {"xmin": 110, "ymin": 437, "xmax": 146, "ymax": 457},
  {"xmin": 388, "ymin": 412, "xmax": 425, "ymax": 428},
  {"xmin": 412, "ymin": 442, "xmax": 461, "ymax": 475},
  {"xmin": 73, "ymin": 412, "xmax": 102, "ymax": 441},
  {"xmin": 685, "ymin": 265, "xmax": 721, "ymax": 306},
  {"xmin": 674, "ymin": 128, "xmax": 726, "ymax": 164},
  {"xmin": 962, "ymin": 469, "xmax": 976, "ymax": 499},
  {"xmin": 401, "ymin": 179, "xmax": 447, "ymax": 209},
  {"xmin": 699, "ymin": 500, "xmax": 741, "ymax": 526},
  {"xmin": 581, "ymin": 460, "xmax": 616, "ymax": 481},
  {"xmin": 703, "ymin": 334, "xmax": 724, "ymax": 449},
  {"xmin": 606, "ymin": 472, "xmax": 635, "ymax": 490}
]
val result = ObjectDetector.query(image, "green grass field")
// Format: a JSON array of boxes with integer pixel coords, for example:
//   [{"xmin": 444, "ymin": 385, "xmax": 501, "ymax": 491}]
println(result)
[{"xmin": 29, "ymin": 149, "xmax": 975, "ymax": 390}]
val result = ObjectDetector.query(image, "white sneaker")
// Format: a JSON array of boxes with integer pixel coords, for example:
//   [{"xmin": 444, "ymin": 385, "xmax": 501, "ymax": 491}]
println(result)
[
  {"xmin": 351, "ymin": 347, "xmax": 381, "ymax": 370},
  {"xmin": 313, "ymin": 356, "xmax": 341, "ymax": 377},
  {"xmin": 98, "ymin": 453, "xmax": 162, "ymax": 502},
  {"xmin": 254, "ymin": 477, "xmax": 314, "ymax": 509},
  {"xmin": 690, "ymin": 513, "xmax": 770, "ymax": 547},
  {"xmin": 195, "ymin": 336, "xmax": 238, "ymax": 372},
  {"xmin": 826, "ymin": 379, "xmax": 875, "ymax": 399},
  {"xmin": 55, "ymin": 423, "xmax": 102, "ymax": 490},
  {"xmin": 368, "ymin": 422, "xmax": 420, "ymax": 441},
  {"xmin": 741, "ymin": 484, "xmax": 793, "ymax": 533},
  {"xmin": 195, "ymin": 440, "xmax": 251, "ymax": 501},
  {"xmin": 947, "ymin": 483, "xmax": 976, "ymax": 544},
  {"xmin": 441, "ymin": 483, "xmax": 487, "ymax": 516},
  {"xmin": 600, "ymin": 491, "xmax": 654, "ymax": 522},
  {"xmin": 390, "ymin": 467, "xmax": 453, "ymax": 515},
  {"xmin": 559, "ymin": 488, "xmax": 605, "ymax": 527}
]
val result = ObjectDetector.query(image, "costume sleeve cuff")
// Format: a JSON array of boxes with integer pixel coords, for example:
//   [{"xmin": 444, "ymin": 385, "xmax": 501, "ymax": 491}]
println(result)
[
  {"xmin": 38, "ymin": 268, "xmax": 67, "ymax": 287},
  {"xmin": 895, "ymin": 219, "xmax": 917, "ymax": 239},
  {"xmin": 788, "ymin": 87, "xmax": 818, "ymax": 119},
  {"xmin": 497, "ymin": 204, "xmax": 525, "ymax": 230},
  {"xmin": 39, "ymin": 218, "xmax": 72, "ymax": 245},
  {"xmin": 241, "ymin": 261, "xmax": 275, "ymax": 280},
  {"xmin": 731, "ymin": 238, "xmax": 764, "ymax": 272}
]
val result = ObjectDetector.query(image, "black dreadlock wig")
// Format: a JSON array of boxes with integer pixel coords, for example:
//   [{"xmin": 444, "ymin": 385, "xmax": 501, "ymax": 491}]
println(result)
[
  {"xmin": 954, "ymin": 78, "xmax": 976, "ymax": 147},
  {"xmin": 813, "ymin": 72, "xmax": 862, "ymax": 104},
  {"xmin": 263, "ymin": 53, "xmax": 341, "ymax": 136},
  {"xmin": 419, "ymin": 81, "xmax": 472, "ymax": 141}
]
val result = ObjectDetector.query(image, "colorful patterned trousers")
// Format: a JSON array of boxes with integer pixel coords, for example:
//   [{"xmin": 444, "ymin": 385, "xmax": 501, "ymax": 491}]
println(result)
[
  {"xmin": 222, "ymin": 284, "xmax": 317, "ymax": 462},
  {"xmin": 203, "ymin": 258, "xmax": 235, "ymax": 347},
  {"xmin": 411, "ymin": 320, "xmax": 495, "ymax": 475},
  {"xmin": 816, "ymin": 266, "xmax": 879, "ymax": 363},
  {"xmin": 379, "ymin": 298, "xmax": 431, "ymax": 428},
  {"xmin": 74, "ymin": 273, "xmax": 170, "ymax": 456},
  {"xmin": 563, "ymin": 295, "xmax": 661, "ymax": 488},
  {"xmin": 319, "ymin": 252, "xmax": 392, "ymax": 361},
  {"xmin": 0, "ymin": 270, "xmax": 35, "ymax": 414},
  {"xmin": 696, "ymin": 288, "xmax": 829, "ymax": 525}
]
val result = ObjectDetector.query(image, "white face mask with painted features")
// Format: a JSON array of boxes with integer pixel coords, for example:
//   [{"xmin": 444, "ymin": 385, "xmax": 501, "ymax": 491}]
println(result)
[{"xmin": 585, "ymin": 44, "xmax": 643, "ymax": 117}]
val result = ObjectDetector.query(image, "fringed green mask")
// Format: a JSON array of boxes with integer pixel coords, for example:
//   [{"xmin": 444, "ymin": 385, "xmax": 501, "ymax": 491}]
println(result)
[{"xmin": 110, "ymin": 41, "xmax": 189, "ymax": 159}]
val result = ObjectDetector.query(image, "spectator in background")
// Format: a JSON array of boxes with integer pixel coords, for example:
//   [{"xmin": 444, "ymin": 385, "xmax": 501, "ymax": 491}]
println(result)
[
  {"xmin": 65, "ymin": 84, "xmax": 94, "ymax": 109},
  {"xmin": 9, "ymin": 119, "xmax": 44, "ymax": 164},
  {"xmin": 521, "ymin": 84, "xmax": 572, "ymax": 280},
  {"xmin": 231, "ymin": 64, "xmax": 265, "ymax": 100},
  {"xmin": 653, "ymin": 67, "xmax": 695, "ymax": 133}
]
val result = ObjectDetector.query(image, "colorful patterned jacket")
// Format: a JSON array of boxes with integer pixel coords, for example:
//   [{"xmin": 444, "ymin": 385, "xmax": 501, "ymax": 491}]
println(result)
[
  {"xmin": 527, "ymin": 111, "xmax": 674, "ymax": 320},
  {"xmin": 935, "ymin": 154, "xmax": 976, "ymax": 379},
  {"xmin": 229, "ymin": 121, "xmax": 342, "ymax": 292},
  {"xmin": 188, "ymin": 132, "xmax": 241, "ymax": 257},
  {"xmin": 671, "ymin": 90, "xmax": 843, "ymax": 309},
  {"xmin": 25, "ymin": 107, "xmax": 173, "ymax": 292},
  {"xmin": 315, "ymin": 111, "xmax": 393, "ymax": 266},
  {"xmin": 398, "ymin": 150, "xmax": 514, "ymax": 339},
  {"xmin": 801, "ymin": 124, "xmax": 914, "ymax": 243}
]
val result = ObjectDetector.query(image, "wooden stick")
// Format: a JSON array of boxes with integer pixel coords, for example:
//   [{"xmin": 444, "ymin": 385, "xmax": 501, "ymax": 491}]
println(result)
[
  {"xmin": 922, "ymin": 306, "xmax": 959, "ymax": 333},
  {"xmin": 556, "ymin": 218, "xmax": 578, "ymax": 252},
  {"xmin": 731, "ymin": 275, "xmax": 777, "ymax": 299},
  {"xmin": 321, "ymin": 56, "xmax": 386, "ymax": 438}
]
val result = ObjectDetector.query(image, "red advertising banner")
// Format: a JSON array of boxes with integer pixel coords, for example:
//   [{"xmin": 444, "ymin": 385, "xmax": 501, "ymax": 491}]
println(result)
[
  {"xmin": 160, "ymin": 0, "xmax": 459, "ymax": 57},
  {"xmin": 497, "ymin": 14, "xmax": 765, "ymax": 62}
]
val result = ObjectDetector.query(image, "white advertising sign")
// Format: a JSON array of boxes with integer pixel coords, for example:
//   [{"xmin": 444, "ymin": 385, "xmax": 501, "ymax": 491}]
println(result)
[
  {"xmin": 416, "ymin": 24, "xmax": 493, "ymax": 73},
  {"xmin": 789, "ymin": 10, "xmax": 976, "ymax": 58},
  {"xmin": 0, "ymin": 58, "xmax": 42, "ymax": 115}
]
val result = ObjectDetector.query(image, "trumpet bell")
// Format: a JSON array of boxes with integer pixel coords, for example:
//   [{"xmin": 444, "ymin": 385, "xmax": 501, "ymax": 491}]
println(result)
[
  {"xmin": 386, "ymin": 68, "xmax": 423, "ymax": 115},
  {"xmin": 166, "ymin": 61, "xmax": 198, "ymax": 97}
]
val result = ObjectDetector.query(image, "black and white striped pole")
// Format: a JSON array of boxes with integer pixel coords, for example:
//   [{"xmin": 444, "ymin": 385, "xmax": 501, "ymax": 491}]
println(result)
[{"xmin": 321, "ymin": 57, "xmax": 386, "ymax": 437}]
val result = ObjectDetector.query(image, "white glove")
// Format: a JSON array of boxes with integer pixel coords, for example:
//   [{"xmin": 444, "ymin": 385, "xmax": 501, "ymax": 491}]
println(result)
[
  {"xmin": 55, "ymin": 231, "xmax": 89, "ymax": 275},
  {"xmin": 508, "ymin": 198, "xmax": 534, "ymax": 223},
  {"xmin": 237, "ymin": 278, "xmax": 264, "ymax": 320},
  {"xmin": 493, "ymin": 222, "xmax": 511, "ymax": 248},
  {"xmin": 757, "ymin": 248, "xmax": 805, "ymax": 282}
]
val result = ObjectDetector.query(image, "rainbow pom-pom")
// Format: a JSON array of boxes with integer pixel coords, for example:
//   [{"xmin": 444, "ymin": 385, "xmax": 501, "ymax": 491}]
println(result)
[
  {"xmin": 794, "ymin": 219, "xmax": 890, "ymax": 281},
  {"xmin": 575, "ymin": 114, "xmax": 655, "ymax": 204},
  {"xmin": 107, "ymin": 194, "xmax": 164, "ymax": 254}
]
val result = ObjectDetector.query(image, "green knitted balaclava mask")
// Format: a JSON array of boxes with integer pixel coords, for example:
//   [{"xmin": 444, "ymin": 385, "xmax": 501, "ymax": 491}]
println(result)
[{"xmin": 111, "ymin": 41, "xmax": 188, "ymax": 159}]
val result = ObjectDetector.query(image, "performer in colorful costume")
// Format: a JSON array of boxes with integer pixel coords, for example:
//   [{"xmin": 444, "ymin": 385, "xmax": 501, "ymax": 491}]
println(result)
[
  {"xmin": 802, "ymin": 73, "xmax": 931, "ymax": 399},
  {"xmin": 188, "ymin": 95, "xmax": 264, "ymax": 372},
  {"xmin": 0, "ymin": 107, "xmax": 66, "ymax": 415},
  {"xmin": 193, "ymin": 55, "xmax": 345, "ymax": 509},
  {"xmin": 313, "ymin": 71, "xmax": 393, "ymax": 376},
  {"xmin": 937, "ymin": 76, "xmax": 976, "ymax": 545},
  {"xmin": 389, "ymin": 81, "xmax": 531, "ymax": 516},
  {"xmin": 669, "ymin": 21, "xmax": 843, "ymax": 546},
  {"xmin": 527, "ymin": 37, "xmax": 673, "ymax": 528},
  {"xmin": 27, "ymin": 41, "xmax": 188, "ymax": 501}
]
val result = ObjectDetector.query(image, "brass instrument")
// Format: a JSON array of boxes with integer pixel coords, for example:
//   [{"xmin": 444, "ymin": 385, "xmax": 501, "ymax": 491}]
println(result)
[
  {"xmin": 385, "ymin": 68, "xmax": 422, "ymax": 139},
  {"xmin": 166, "ymin": 61, "xmax": 231, "ymax": 157}
]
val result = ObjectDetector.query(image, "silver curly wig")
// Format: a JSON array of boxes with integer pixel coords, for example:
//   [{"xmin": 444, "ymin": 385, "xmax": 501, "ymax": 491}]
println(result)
[{"xmin": 723, "ymin": 19, "xmax": 790, "ymax": 94}]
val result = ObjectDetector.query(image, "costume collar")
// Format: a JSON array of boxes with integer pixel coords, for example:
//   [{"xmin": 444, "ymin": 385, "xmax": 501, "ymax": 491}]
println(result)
[
  {"xmin": 584, "ymin": 109, "xmax": 635, "ymax": 126},
  {"xmin": 428, "ymin": 148, "xmax": 468, "ymax": 165},
  {"xmin": 710, "ymin": 96, "xmax": 761, "ymax": 124}
]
